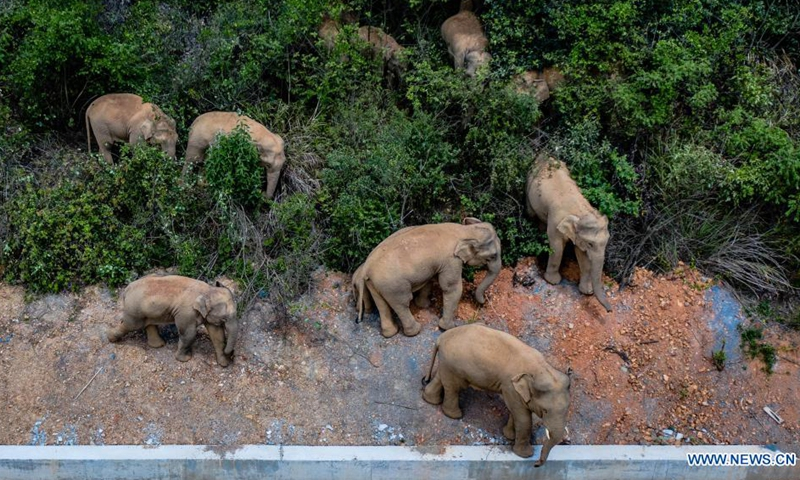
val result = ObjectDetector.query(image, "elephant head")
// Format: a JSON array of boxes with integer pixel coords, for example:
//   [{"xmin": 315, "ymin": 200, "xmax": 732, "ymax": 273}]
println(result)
[
  {"xmin": 455, "ymin": 217, "xmax": 502, "ymax": 304},
  {"xmin": 557, "ymin": 213, "xmax": 611, "ymax": 312},
  {"xmin": 141, "ymin": 109, "xmax": 178, "ymax": 159},
  {"xmin": 465, "ymin": 50, "xmax": 491, "ymax": 77},
  {"xmin": 257, "ymin": 134, "xmax": 286, "ymax": 199},
  {"xmin": 193, "ymin": 281, "xmax": 238, "ymax": 355},
  {"xmin": 512, "ymin": 368, "xmax": 571, "ymax": 467}
]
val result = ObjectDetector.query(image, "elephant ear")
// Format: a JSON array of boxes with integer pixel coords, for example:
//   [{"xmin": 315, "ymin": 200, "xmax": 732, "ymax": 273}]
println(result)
[
  {"xmin": 454, "ymin": 238, "xmax": 478, "ymax": 263},
  {"xmin": 556, "ymin": 215, "xmax": 580, "ymax": 243},
  {"xmin": 140, "ymin": 120, "xmax": 155, "ymax": 141},
  {"xmin": 462, "ymin": 217, "xmax": 482, "ymax": 225},
  {"xmin": 193, "ymin": 294, "xmax": 211, "ymax": 319},
  {"xmin": 512, "ymin": 373, "xmax": 533, "ymax": 403}
]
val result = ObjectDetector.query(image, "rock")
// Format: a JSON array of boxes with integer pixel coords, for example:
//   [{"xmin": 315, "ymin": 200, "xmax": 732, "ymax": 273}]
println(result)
[
  {"xmin": 663, "ymin": 429, "xmax": 674, "ymax": 436},
  {"xmin": 676, "ymin": 433, "xmax": 684, "ymax": 441}
]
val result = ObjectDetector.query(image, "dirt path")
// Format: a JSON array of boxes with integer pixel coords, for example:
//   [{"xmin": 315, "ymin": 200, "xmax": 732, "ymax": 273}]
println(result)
[{"xmin": 0, "ymin": 259, "xmax": 797, "ymax": 450}]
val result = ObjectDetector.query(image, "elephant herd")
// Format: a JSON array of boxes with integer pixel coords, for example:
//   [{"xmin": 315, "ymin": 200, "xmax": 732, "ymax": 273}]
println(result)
[
  {"xmin": 97, "ymin": 3, "xmax": 615, "ymax": 468},
  {"xmin": 105, "ymin": 154, "xmax": 610, "ymax": 466}
]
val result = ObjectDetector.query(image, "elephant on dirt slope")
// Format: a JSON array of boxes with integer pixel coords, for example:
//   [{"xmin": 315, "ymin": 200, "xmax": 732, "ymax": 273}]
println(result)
[
  {"xmin": 353, "ymin": 218, "xmax": 501, "ymax": 337},
  {"xmin": 86, "ymin": 93, "xmax": 178, "ymax": 162},
  {"xmin": 526, "ymin": 153, "xmax": 612, "ymax": 312},
  {"xmin": 422, "ymin": 323, "xmax": 571, "ymax": 466},
  {"xmin": 107, "ymin": 275, "xmax": 238, "ymax": 367},
  {"xmin": 184, "ymin": 112, "xmax": 286, "ymax": 199}
]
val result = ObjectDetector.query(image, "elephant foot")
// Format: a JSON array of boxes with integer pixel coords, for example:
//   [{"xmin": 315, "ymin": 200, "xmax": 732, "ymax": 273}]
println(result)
[
  {"xmin": 438, "ymin": 317, "xmax": 456, "ymax": 331},
  {"xmin": 442, "ymin": 406, "xmax": 463, "ymax": 419},
  {"xmin": 579, "ymin": 281, "xmax": 593, "ymax": 295},
  {"xmin": 175, "ymin": 351, "xmax": 192, "ymax": 362},
  {"xmin": 422, "ymin": 386, "xmax": 443, "ymax": 405},
  {"xmin": 381, "ymin": 323, "xmax": 399, "ymax": 338},
  {"xmin": 414, "ymin": 296, "xmax": 431, "ymax": 308},
  {"xmin": 147, "ymin": 337, "xmax": 166, "ymax": 348},
  {"xmin": 503, "ymin": 424, "xmax": 515, "ymax": 440},
  {"xmin": 513, "ymin": 442, "xmax": 534, "ymax": 458},
  {"xmin": 216, "ymin": 354, "xmax": 231, "ymax": 367},
  {"xmin": 544, "ymin": 271, "xmax": 561, "ymax": 285},
  {"xmin": 402, "ymin": 321, "xmax": 422, "ymax": 337},
  {"xmin": 106, "ymin": 329, "xmax": 122, "ymax": 343}
]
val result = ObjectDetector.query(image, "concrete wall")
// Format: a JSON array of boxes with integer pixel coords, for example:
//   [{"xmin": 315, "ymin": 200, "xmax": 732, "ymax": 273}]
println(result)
[{"xmin": 0, "ymin": 445, "xmax": 797, "ymax": 480}]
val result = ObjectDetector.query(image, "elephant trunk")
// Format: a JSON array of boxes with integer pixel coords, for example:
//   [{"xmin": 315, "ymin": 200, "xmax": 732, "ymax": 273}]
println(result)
[
  {"xmin": 591, "ymin": 259, "xmax": 612, "ymax": 312},
  {"xmin": 536, "ymin": 418, "xmax": 566, "ymax": 467},
  {"xmin": 265, "ymin": 169, "xmax": 281, "ymax": 199},
  {"xmin": 164, "ymin": 140, "xmax": 177, "ymax": 160},
  {"xmin": 474, "ymin": 252, "xmax": 501, "ymax": 304},
  {"xmin": 224, "ymin": 318, "xmax": 238, "ymax": 355}
]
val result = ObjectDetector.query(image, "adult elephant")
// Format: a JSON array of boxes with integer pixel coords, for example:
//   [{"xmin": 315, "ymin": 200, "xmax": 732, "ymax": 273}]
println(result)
[
  {"xmin": 353, "ymin": 218, "xmax": 502, "ymax": 337},
  {"xmin": 184, "ymin": 112, "xmax": 286, "ymax": 200},
  {"xmin": 526, "ymin": 153, "xmax": 612, "ymax": 312},
  {"xmin": 85, "ymin": 93, "xmax": 178, "ymax": 162}
]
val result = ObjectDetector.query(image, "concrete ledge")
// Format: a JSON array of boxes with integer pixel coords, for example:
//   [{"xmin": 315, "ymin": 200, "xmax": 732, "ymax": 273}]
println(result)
[{"xmin": 0, "ymin": 445, "xmax": 797, "ymax": 479}]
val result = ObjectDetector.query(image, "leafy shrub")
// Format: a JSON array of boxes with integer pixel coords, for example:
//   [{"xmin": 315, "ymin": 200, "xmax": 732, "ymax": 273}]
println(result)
[{"xmin": 205, "ymin": 124, "xmax": 264, "ymax": 209}]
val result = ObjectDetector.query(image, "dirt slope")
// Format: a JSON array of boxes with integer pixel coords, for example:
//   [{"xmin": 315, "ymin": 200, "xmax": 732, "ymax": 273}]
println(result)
[{"xmin": 0, "ymin": 259, "xmax": 797, "ymax": 450}]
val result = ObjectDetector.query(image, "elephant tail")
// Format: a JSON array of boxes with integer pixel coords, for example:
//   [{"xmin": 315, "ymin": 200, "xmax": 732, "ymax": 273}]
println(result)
[
  {"xmin": 85, "ymin": 108, "xmax": 92, "ymax": 154},
  {"xmin": 421, "ymin": 338, "xmax": 440, "ymax": 386},
  {"xmin": 355, "ymin": 276, "xmax": 366, "ymax": 323}
]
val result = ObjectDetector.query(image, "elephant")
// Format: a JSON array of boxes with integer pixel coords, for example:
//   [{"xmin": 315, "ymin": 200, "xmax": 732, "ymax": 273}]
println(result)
[
  {"xmin": 107, "ymin": 275, "xmax": 238, "ymax": 367},
  {"xmin": 183, "ymin": 112, "xmax": 286, "ymax": 199},
  {"xmin": 352, "ymin": 218, "xmax": 501, "ymax": 337},
  {"xmin": 422, "ymin": 323, "xmax": 571, "ymax": 466},
  {"xmin": 85, "ymin": 93, "xmax": 178, "ymax": 163},
  {"xmin": 526, "ymin": 153, "xmax": 612, "ymax": 312},
  {"xmin": 441, "ymin": 10, "xmax": 491, "ymax": 77},
  {"xmin": 512, "ymin": 67, "xmax": 565, "ymax": 102},
  {"xmin": 357, "ymin": 26, "xmax": 406, "ymax": 85}
]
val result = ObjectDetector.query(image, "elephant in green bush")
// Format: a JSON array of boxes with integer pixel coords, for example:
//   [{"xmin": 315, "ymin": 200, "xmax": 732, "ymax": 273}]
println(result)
[
  {"xmin": 441, "ymin": 9, "xmax": 491, "ymax": 77},
  {"xmin": 526, "ymin": 153, "xmax": 612, "ymax": 311},
  {"xmin": 353, "ymin": 218, "xmax": 501, "ymax": 337},
  {"xmin": 422, "ymin": 323, "xmax": 571, "ymax": 466},
  {"xmin": 107, "ymin": 275, "xmax": 238, "ymax": 367},
  {"xmin": 184, "ymin": 112, "xmax": 286, "ymax": 199},
  {"xmin": 85, "ymin": 93, "xmax": 178, "ymax": 162}
]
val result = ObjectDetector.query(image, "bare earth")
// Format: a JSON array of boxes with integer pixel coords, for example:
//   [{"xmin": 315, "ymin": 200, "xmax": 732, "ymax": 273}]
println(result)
[{"xmin": 0, "ymin": 258, "xmax": 798, "ymax": 451}]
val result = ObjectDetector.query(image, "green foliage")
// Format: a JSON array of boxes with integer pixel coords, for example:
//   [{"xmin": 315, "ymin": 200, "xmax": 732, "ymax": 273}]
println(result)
[
  {"xmin": 319, "ymin": 98, "xmax": 458, "ymax": 270},
  {"xmin": 712, "ymin": 340, "xmax": 726, "ymax": 372},
  {"xmin": 739, "ymin": 325, "xmax": 777, "ymax": 374},
  {"xmin": 205, "ymin": 124, "xmax": 264, "ymax": 209}
]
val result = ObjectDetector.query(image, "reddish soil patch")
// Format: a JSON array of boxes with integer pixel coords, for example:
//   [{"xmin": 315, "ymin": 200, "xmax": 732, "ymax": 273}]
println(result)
[{"xmin": 0, "ymin": 259, "xmax": 797, "ymax": 450}]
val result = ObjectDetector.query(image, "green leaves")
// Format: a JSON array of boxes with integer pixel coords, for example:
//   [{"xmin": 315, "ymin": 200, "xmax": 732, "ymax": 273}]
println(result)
[{"xmin": 205, "ymin": 124, "xmax": 264, "ymax": 209}]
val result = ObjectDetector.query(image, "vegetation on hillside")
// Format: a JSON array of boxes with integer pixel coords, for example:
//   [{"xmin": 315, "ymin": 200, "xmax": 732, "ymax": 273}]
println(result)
[{"xmin": 1, "ymin": 0, "xmax": 798, "ymax": 316}]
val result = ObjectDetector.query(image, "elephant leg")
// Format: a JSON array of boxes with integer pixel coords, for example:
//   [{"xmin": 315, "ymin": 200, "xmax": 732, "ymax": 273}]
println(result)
[
  {"xmin": 182, "ymin": 145, "xmax": 204, "ymax": 177},
  {"xmin": 575, "ymin": 247, "xmax": 593, "ymax": 295},
  {"xmin": 510, "ymin": 410, "xmax": 534, "ymax": 458},
  {"xmin": 414, "ymin": 282, "xmax": 432, "ymax": 308},
  {"xmin": 441, "ymin": 373, "xmax": 464, "ymax": 419},
  {"xmin": 383, "ymin": 291, "xmax": 422, "ymax": 337},
  {"xmin": 422, "ymin": 371, "xmax": 443, "ymax": 405},
  {"xmin": 145, "ymin": 325, "xmax": 165, "ymax": 348},
  {"xmin": 206, "ymin": 324, "xmax": 230, "ymax": 367},
  {"xmin": 106, "ymin": 313, "xmax": 143, "ymax": 343},
  {"xmin": 366, "ymin": 283, "xmax": 399, "ymax": 338},
  {"xmin": 91, "ymin": 125, "xmax": 115, "ymax": 163},
  {"xmin": 175, "ymin": 323, "xmax": 197, "ymax": 362},
  {"xmin": 438, "ymin": 270, "xmax": 463, "ymax": 331},
  {"xmin": 544, "ymin": 226, "xmax": 565, "ymax": 285},
  {"xmin": 503, "ymin": 414, "xmax": 515, "ymax": 440}
]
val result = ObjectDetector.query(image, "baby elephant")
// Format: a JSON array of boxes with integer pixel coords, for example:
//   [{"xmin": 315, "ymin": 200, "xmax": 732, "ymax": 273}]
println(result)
[
  {"xmin": 422, "ymin": 324, "xmax": 571, "ymax": 466},
  {"xmin": 353, "ymin": 218, "xmax": 501, "ymax": 337},
  {"xmin": 441, "ymin": 10, "xmax": 491, "ymax": 76},
  {"xmin": 107, "ymin": 275, "xmax": 238, "ymax": 367}
]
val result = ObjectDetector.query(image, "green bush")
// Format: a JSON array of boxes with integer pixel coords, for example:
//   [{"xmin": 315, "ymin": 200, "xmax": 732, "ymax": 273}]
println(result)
[{"xmin": 205, "ymin": 124, "xmax": 264, "ymax": 209}]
